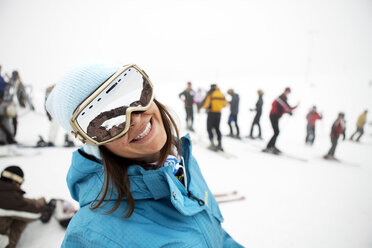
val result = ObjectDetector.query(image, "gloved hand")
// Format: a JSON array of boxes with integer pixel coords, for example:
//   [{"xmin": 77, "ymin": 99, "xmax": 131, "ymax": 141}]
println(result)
[{"xmin": 40, "ymin": 199, "xmax": 57, "ymax": 223}]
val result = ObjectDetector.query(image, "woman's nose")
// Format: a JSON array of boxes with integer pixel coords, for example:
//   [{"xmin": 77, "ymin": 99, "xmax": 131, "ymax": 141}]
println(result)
[{"xmin": 130, "ymin": 111, "xmax": 142, "ymax": 127}]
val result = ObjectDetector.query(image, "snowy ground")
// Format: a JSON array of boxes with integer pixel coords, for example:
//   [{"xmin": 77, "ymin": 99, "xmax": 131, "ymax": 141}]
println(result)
[{"xmin": 1, "ymin": 92, "xmax": 371, "ymax": 248}]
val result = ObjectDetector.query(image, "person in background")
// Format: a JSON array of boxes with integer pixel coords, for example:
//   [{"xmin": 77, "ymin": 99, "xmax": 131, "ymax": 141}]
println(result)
[
  {"xmin": 249, "ymin": 89, "xmax": 264, "ymax": 139},
  {"xmin": 201, "ymin": 84, "xmax": 228, "ymax": 151},
  {"xmin": 179, "ymin": 82, "xmax": 195, "ymax": 131},
  {"xmin": 305, "ymin": 105, "xmax": 322, "ymax": 145},
  {"xmin": 36, "ymin": 84, "xmax": 74, "ymax": 147},
  {"xmin": 0, "ymin": 65, "xmax": 6, "ymax": 100},
  {"xmin": 0, "ymin": 71, "xmax": 22, "ymax": 145},
  {"xmin": 46, "ymin": 63, "xmax": 243, "ymax": 247},
  {"xmin": 350, "ymin": 110, "xmax": 368, "ymax": 142},
  {"xmin": 324, "ymin": 112, "xmax": 346, "ymax": 160},
  {"xmin": 264, "ymin": 87, "xmax": 298, "ymax": 154},
  {"xmin": 227, "ymin": 89, "xmax": 240, "ymax": 139},
  {"xmin": 193, "ymin": 88, "xmax": 204, "ymax": 113},
  {"xmin": 0, "ymin": 166, "xmax": 55, "ymax": 248}
]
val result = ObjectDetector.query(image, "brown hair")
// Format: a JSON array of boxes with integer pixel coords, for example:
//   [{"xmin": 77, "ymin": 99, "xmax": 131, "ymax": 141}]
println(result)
[{"xmin": 90, "ymin": 99, "xmax": 180, "ymax": 217}]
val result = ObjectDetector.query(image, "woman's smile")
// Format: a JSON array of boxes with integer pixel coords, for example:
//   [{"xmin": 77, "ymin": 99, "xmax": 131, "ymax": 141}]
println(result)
[
  {"xmin": 104, "ymin": 101, "xmax": 167, "ymax": 163},
  {"xmin": 131, "ymin": 118, "xmax": 154, "ymax": 143}
]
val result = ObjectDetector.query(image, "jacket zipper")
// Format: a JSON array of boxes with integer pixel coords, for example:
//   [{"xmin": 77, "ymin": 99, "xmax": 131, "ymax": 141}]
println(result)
[
  {"xmin": 180, "ymin": 138, "xmax": 205, "ymax": 207},
  {"xmin": 187, "ymin": 190, "xmax": 205, "ymax": 206}
]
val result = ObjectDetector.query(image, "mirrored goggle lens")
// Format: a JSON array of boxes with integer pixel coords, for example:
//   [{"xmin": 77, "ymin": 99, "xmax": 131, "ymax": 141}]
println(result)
[{"xmin": 75, "ymin": 67, "xmax": 153, "ymax": 143}]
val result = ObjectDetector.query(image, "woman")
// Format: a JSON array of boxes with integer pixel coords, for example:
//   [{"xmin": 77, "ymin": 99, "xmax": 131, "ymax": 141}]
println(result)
[{"xmin": 46, "ymin": 63, "xmax": 243, "ymax": 247}]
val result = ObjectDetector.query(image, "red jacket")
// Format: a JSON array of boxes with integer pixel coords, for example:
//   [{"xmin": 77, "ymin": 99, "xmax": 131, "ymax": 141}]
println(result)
[
  {"xmin": 330, "ymin": 119, "xmax": 346, "ymax": 138},
  {"xmin": 270, "ymin": 94, "xmax": 296, "ymax": 118},
  {"xmin": 306, "ymin": 111, "xmax": 322, "ymax": 127}
]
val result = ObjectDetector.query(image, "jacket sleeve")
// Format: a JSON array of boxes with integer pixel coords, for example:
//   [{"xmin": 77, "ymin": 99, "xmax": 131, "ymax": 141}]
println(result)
[
  {"xmin": 0, "ymin": 197, "xmax": 46, "ymax": 222},
  {"xmin": 201, "ymin": 95, "xmax": 211, "ymax": 109},
  {"xmin": 62, "ymin": 228, "xmax": 122, "ymax": 248},
  {"xmin": 179, "ymin": 90, "xmax": 185, "ymax": 98}
]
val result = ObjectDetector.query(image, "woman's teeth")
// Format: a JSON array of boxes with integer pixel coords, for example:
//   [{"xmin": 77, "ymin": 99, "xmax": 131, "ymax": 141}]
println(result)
[{"xmin": 133, "ymin": 122, "xmax": 151, "ymax": 141}]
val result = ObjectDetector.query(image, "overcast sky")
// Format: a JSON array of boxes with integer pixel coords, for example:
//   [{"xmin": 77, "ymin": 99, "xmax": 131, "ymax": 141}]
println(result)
[{"xmin": 1, "ymin": 0, "xmax": 371, "ymax": 117}]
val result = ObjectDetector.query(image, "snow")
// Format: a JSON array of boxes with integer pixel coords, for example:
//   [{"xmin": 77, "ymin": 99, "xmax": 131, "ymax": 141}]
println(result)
[
  {"xmin": 1, "ymin": 90, "xmax": 371, "ymax": 248},
  {"xmin": 1, "ymin": 0, "xmax": 372, "ymax": 247}
]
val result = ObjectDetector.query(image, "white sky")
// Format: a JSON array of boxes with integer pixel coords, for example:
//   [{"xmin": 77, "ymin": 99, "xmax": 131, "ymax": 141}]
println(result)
[
  {"xmin": 0, "ymin": 0, "xmax": 371, "ymax": 122},
  {"xmin": 1, "ymin": 0, "xmax": 371, "ymax": 84}
]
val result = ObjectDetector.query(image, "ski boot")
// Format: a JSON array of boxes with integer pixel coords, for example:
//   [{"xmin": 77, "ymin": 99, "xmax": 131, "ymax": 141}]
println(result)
[
  {"xmin": 272, "ymin": 147, "xmax": 282, "ymax": 154},
  {"xmin": 36, "ymin": 136, "xmax": 48, "ymax": 147},
  {"xmin": 216, "ymin": 142, "xmax": 224, "ymax": 152},
  {"xmin": 64, "ymin": 134, "xmax": 75, "ymax": 147},
  {"xmin": 262, "ymin": 147, "xmax": 273, "ymax": 153},
  {"xmin": 208, "ymin": 139, "xmax": 218, "ymax": 151},
  {"xmin": 263, "ymin": 147, "xmax": 279, "ymax": 154}
]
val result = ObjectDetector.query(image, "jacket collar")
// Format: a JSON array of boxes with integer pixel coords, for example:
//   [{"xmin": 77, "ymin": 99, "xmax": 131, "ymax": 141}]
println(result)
[{"xmin": 67, "ymin": 135, "xmax": 192, "ymax": 207}]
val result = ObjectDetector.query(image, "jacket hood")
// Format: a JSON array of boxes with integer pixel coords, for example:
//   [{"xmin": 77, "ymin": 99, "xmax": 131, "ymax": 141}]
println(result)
[{"xmin": 67, "ymin": 135, "xmax": 192, "ymax": 208}]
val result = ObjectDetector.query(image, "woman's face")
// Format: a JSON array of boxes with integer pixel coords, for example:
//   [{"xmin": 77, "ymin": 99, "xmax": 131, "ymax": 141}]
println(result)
[{"xmin": 103, "ymin": 101, "xmax": 167, "ymax": 163}]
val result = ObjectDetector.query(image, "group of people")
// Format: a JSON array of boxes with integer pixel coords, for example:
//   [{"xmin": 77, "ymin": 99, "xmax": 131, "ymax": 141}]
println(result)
[
  {"xmin": 179, "ymin": 83, "xmax": 242, "ymax": 151},
  {"xmin": 0, "ymin": 65, "xmax": 34, "ymax": 146},
  {"xmin": 179, "ymin": 82, "xmax": 369, "ymax": 159},
  {"xmin": 0, "ymin": 64, "xmax": 75, "ymax": 149}
]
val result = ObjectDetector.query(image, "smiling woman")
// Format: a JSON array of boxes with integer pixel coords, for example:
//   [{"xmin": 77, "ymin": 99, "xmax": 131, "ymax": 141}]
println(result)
[{"xmin": 45, "ymin": 63, "xmax": 243, "ymax": 248}]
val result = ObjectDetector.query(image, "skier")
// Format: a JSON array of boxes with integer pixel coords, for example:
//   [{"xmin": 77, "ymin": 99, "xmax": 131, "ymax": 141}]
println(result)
[
  {"xmin": 305, "ymin": 106, "xmax": 322, "ymax": 145},
  {"xmin": 264, "ymin": 87, "xmax": 298, "ymax": 154},
  {"xmin": 201, "ymin": 84, "xmax": 228, "ymax": 151},
  {"xmin": 350, "ymin": 110, "xmax": 368, "ymax": 142},
  {"xmin": 324, "ymin": 112, "xmax": 346, "ymax": 159},
  {"xmin": 227, "ymin": 89, "xmax": 240, "ymax": 139},
  {"xmin": 0, "ymin": 166, "xmax": 55, "ymax": 248},
  {"xmin": 178, "ymin": 82, "xmax": 195, "ymax": 131},
  {"xmin": 46, "ymin": 63, "xmax": 243, "ymax": 247},
  {"xmin": 249, "ymin": 89, "xmax": 264, "ymax": 139}
]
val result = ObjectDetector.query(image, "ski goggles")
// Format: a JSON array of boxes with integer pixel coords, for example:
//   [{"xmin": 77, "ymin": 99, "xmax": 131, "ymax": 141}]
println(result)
[{"xmin": 70, "ymin": 64, "xmax": 154, "ymax": 146}]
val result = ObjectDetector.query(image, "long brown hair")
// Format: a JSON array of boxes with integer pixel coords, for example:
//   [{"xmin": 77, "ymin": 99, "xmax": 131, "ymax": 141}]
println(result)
[{"xmin": 90, "ymin": 99, "xmax": 180, "ymax": 217}]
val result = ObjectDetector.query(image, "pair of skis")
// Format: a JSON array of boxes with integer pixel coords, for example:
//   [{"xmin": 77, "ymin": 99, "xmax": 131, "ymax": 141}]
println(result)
[{"xmin": 214, "ymin": 191, "xmax": 245, "ymax": 204}]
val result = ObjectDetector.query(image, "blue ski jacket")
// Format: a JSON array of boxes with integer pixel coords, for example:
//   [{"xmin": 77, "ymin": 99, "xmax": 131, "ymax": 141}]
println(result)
[{"xmin": 62, "ymin": 135, "xmax": 244, "ymax": 248}]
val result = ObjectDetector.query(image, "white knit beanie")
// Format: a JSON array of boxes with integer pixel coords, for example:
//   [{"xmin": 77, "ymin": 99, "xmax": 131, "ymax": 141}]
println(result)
[{"xmin": 46, "ymin": 63, "xmax": 120, "ymax": 159}]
